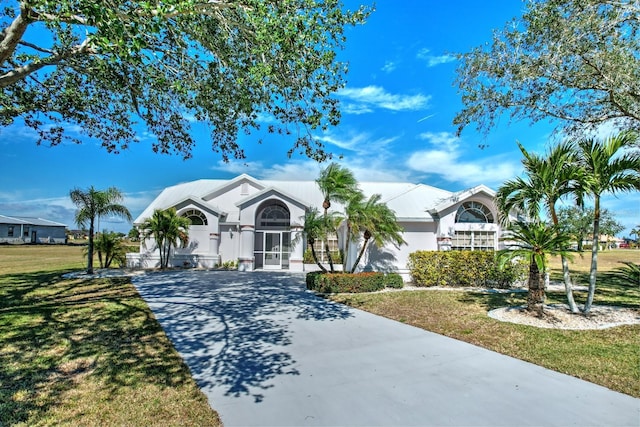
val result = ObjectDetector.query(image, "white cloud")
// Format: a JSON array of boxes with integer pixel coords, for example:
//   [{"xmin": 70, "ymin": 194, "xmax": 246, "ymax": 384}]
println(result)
[
  {"xmin": 381, "ymin": 61, "xmax": 397, "ymax": 73},
  {"xmin": 338, "ymin": 86, "xmax": 430, "ymax": 112},
  {"xmin": 416, "ymin": 48, "xmax": 456, "ymax": 67},
  {"xmin": 407, "ymin": 132, "xmax": 521, "ymax": 188}
]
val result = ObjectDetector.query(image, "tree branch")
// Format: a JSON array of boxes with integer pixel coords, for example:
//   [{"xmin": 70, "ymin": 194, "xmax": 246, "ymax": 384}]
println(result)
[
  {"xmin": 0, "ymin": 4, "xmax": 30, "ymax": 65},
  {"xmin": 0, "ymin": 37, "xmax": 94, "ymax": 88}
]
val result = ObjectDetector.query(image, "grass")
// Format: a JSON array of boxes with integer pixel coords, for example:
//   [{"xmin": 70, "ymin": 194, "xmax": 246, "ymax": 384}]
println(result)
[
  {"xmin": 331, "ymin": 249, "xmax": 640, "ymax": 398},
  {"xmin": 0, "ymin": 245, "xmax": 221, "ymax": 426}
]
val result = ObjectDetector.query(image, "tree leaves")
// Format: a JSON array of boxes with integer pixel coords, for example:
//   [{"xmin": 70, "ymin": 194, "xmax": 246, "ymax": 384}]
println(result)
[
  {"xmin": 0, "ymin": 0, "xmax": 371, "ymax": 160},
  {"xmin": 455, "ymin": 0, "xmax": 640, "ymax": 137}
]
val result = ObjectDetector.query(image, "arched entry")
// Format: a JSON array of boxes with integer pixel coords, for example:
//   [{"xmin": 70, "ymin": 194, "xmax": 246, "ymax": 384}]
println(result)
[{"xmin": 254, "ymin": 201, "xmax": 291, "ymax": 269}]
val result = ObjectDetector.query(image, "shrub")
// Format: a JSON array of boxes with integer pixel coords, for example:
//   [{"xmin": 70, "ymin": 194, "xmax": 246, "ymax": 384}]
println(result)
[
  {"xmin": 408, "ymin": 251, "xmax": 526, "ymax": 288},
  {"xmin": 306, "ymin": 272, "xmax": 403, "ymax": 293}
]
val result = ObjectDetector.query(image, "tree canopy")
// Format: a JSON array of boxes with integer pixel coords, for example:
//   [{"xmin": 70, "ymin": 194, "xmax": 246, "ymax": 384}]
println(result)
[
  {"xmin": 0, "ymin": 0, "xmax": 371, "ymax": 160},
  {"xmin": 454, "ymin": 0, "xmax": 640, "ymax": 137}
]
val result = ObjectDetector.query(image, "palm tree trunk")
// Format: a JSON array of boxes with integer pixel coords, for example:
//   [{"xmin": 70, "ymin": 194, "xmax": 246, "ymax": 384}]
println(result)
[
  {"xmin": 325, "ymin": 239, "xmax": 336, "ymax": 272},
  {"xmin": 584, "ymin": 196, "xmax": 601, "ymax": 313},
  {"xmin": 560, "ymin": 255, "xmax": 579, "ymax": 313},
  {"xmin": 350, "ymin": 237, "xmax": 369, "ymax": 273},
  {"xmin": 309, "ymin": 239, "xmax": 327, "ymax": 273},
  {"xmin": 550, "ymin": 205, "xmax": 578, "ymax": 313},
  {"xmin": 527, "ymin": 259, "xmax": 545, "ymax": 316},
  {"xmin": 87, "ymin": 220, "xmax": 95, "ymax": 274}
]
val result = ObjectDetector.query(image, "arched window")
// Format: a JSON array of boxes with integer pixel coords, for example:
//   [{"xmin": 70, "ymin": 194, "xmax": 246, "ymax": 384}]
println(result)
[
  {"xmin": 182, "ymin": 209, "xmax": 208, "ymax": 225},
  {"xmin": 257, "ymin": 202, "xmax": 290, "ymax": 229},
  {"xmin": 455, "ymin": 201, "xmax": 494, "ymax": 224}
]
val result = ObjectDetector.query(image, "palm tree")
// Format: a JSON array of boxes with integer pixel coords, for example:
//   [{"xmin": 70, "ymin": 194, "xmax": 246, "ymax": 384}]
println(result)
[
  {"xmin": 346, "ymin": 194, "xmax": 405, "ymax": 273},
  {"xmin": 92, "ymin": 230, "xmax": 127, "ymax": 268},
  {"xmin": 316, "ymin": 163, "xmax": 361, "ymax": 272},
  {"xmin": 575, "ymin": 131, "xmax": 640, "ymax": 313},
  {"xmin": 140, "ymin": 208, "xmax": 191, "ymax": 269},
  {"xmin": 495, "ymin": 141, "xmax": 581, "ymax": 312},
  {"xmin": 70, "ymin": 186, "xmax": 132, "ymax": 274},
  {"xmin": 630, "ymin": 226, "xmax": 640, "ymax": 245},
  {"xmin": 294, "ymin": 208, "xmax": 342, "ymax": 273},
  {"xmin": 498, "ymin": 221, "xmax": 574, "ymax": 316}
]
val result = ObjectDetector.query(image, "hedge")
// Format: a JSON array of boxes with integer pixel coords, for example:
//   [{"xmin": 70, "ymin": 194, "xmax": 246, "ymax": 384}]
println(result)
[
  {"xmin": 306, "ymin": 271, "xmax": 404, "ymax": 293},
  {"xmin": 407, "ymin": 250, "xmax": 526, "ymax": 288}
]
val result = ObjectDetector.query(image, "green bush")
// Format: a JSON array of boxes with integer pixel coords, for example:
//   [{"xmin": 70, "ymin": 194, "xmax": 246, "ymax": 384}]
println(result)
[
  {"xmin": 306, "ymin": 272, "xmax": 404, "ymax": 293},
  {"xmin": 408, "ymin": 251, "xmax": 526, "ymax": 288}
]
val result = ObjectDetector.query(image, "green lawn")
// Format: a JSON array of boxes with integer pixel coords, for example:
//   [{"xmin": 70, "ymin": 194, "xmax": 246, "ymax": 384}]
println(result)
[
  {"xmin": 0, "ymin": 245, "xmax": 221, "ymax": 426},
  {"xmin": 331, "ymin": 249, "xmax": 640, "ymax": 398}
]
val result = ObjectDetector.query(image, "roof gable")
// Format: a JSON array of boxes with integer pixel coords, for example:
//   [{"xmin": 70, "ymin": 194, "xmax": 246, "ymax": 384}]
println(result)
[
  {"xmin": 202, "ymin": 174, "xmax": 265, "ymax": 202},
  {"xmin": 235, "ymin": 187, "xmax": 310, "ymax": 210}
]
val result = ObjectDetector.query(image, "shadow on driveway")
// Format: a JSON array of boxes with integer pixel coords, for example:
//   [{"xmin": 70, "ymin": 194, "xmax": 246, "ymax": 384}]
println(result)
[{"xmin": 133, "ymin": 270, "xmax": 351, "ymax": 403}]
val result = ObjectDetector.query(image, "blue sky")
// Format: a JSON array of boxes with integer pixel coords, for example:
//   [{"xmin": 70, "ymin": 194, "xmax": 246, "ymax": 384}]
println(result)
[{"xmin": 1, "ymin": 1, "xmax": 638, "ymax": 237}]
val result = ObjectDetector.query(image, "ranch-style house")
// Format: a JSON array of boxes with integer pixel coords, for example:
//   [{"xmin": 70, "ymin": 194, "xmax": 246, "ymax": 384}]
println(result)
[{"xmin": 127, "ymin": 174, "xmax": 503, "ymax": 279}]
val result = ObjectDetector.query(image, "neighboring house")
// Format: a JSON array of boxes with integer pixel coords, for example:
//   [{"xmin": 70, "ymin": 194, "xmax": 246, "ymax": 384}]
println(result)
[
  {"xmin": 128, "ymin": 174, "xmax": 502, "ymax": 279},
  {"xmin": 0, "ymin": 214, "xmax": 67, "ymax": 244}
]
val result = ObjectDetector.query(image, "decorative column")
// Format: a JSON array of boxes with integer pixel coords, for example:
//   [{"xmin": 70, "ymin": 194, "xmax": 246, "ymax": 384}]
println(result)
[
  {"xmin": 209, "ymin": 232, "xmax": 220, "ymax": 267},
  {"xmin": 238, "ymin": 224, "xmax": 255, "ymax": 271},
  {"xmin": 289, "ymin": 225, "xmax": 304, "ymax": 272}
]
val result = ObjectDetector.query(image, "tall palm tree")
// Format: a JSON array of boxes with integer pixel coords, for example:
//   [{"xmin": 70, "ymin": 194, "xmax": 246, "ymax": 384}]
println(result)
[
  {"xmin": 496, "ymin": 141, "xmax": 581, "ymax": 312},
  {"xmin": 316, "ymin": 163, "xmax": 361, "ymax": 272},
  {"xmin": 141, "ymin": 208, "xmax": 191, "ymax": 269},
  {"xmin": 575, "ymin": 131, "xmax": 640, "ymax": 313},
  {"xmin": 347, "ymin": 194, "xmax": 405, "ymax": 273},
  {"xmin": 631, "ymin": 226, "xmax": 640, "ymax": 245},
  {"xmin": 498, "ymin": 221, "xmax": 574, "ymax": 316},
  {"xmin": 70, "ymin": 186, "xmax": 132, "ymax": 274}
]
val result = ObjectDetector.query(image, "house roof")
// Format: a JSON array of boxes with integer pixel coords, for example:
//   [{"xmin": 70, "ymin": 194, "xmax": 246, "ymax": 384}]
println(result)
[
  {"xmin": 134, "ymin": 175, "xmax": 494, "ymax": 224},
  {"xmin": 0, "ymin": 214, "xmax": 67, "ymax": 227}
]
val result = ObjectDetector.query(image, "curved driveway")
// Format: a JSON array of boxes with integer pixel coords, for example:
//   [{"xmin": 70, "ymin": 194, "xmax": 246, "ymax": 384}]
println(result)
[{"xmin": 133, "ymin": 271, "xmax": 639, "ymax": 426}]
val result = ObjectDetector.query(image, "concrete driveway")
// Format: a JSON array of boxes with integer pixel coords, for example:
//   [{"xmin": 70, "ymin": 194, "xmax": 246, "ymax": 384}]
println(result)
[{"xmin": 133, "ymin": 271, "xmax": 639, "ymax": 426}]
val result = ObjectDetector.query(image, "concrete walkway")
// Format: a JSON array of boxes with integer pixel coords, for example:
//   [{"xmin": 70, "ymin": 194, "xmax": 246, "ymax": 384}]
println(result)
[{"xmin": 133, "ymin": 271, "xmax": 640, "ymax": 426}]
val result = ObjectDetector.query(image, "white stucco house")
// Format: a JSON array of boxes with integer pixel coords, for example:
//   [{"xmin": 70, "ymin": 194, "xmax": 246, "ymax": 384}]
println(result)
[{"xmin": 127, "ymin": 174, "xmax": 503, "ymax": 279}]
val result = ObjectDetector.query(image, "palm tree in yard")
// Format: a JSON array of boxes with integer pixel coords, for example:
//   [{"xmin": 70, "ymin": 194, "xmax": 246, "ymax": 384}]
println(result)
[
  {"xmin": 70, "ymin": 186, "xmax": 132, "ymax": 274},
  {"xmin": 141, "ymin": 208, "xmax": 191, "ymax": 269},
  {"xmin": 496, "ymin": 141, "xmax": 581, "ymax": 312},
  {"xmin": 498, "ymin": 221, "xmax": 574, "ymax": 316},
  {"xmin": 575, "ymin": 131, "xmax": 640, "ymax": 313},
  {"xmin": 295, "ymin": 208, "xmax": 342, "ymax": 273},
  {"xmin": 316, "ymin": 163, "xmax": 361, "ymax": 272},
  {"xmin": 346, "ymin": 194, "xmax": 405, "ymax": 273}
]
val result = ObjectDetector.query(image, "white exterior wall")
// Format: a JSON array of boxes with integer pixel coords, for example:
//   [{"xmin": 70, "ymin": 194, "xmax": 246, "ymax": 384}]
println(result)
[{"xmin": 128, "ymin": 175, "xmax": 503, "ymax": 275}]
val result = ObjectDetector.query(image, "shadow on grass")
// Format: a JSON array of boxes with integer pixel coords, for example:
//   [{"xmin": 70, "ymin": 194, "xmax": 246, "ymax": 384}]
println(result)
[
  {"xmin": 132, "ymin": 271, "xmax": 353, "ymax": 403},
  {"xmin": 0, "ymin": 270, "xmax": 193, "ymax": 425}
]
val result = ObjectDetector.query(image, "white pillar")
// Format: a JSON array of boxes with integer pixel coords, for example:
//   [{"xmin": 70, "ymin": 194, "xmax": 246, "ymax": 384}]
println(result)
[
  {"xmin": 289, "ymin": 225, "xmax": 304, "ymax": 272},
  {"xmin": 209, "ymin": 232, "xmax": 220, "ymax": 267},
  {"xmin": 238, "ymin": 224, "xmax": 255, "ymax": 271}
]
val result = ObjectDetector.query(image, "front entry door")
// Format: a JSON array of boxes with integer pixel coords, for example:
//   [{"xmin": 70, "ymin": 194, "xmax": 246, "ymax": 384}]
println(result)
[{"xmin": 264, "ymin": 232, "xmax": 281, "ymax": 270}]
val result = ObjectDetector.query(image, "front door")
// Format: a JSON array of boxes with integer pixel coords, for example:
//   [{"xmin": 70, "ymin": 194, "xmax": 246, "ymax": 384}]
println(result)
[{"xmin": 263, "ymin": 232, "xmax": 281, "ymax": 270}]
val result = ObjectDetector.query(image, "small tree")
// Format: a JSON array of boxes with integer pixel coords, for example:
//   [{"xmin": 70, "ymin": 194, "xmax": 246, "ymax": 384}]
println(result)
[
  {"xmin": 499, "ymin": 221, "xmax": 574, "ymax": 316},
  {"xmin": 70, "ymin": 186, "xmax": 132, "ymax": 274},
  {"xmin": 346, "ymin": 194, "xmax": 405, "ymax": 273},
  {"xmin": 141, "ymin": 208, "xmax": 191, "ymax": 269},
  {"xmin": 92, "ymin": 231, "xmax": 127, "ymax": 268}
]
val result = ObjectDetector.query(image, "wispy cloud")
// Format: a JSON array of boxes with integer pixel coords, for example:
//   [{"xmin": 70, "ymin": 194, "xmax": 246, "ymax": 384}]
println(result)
[
  {"xmin": 338, "ymin": 86, "xmax": 430, "ymax": 112},
  {"xmin": 416, "ymin": 48, "xmax": 456, "ymax": 67},
  {"xmin": 381, "ymin": 61, "xmax": 397, "ymax": 73},
  {"xmin": 406, "ymin": 131, "xmax": 520, "ymax": 188}
]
